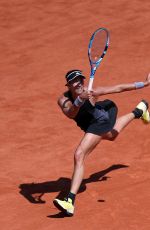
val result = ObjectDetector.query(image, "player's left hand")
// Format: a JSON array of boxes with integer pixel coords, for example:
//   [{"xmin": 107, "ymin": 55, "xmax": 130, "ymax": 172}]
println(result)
[
  {"xmin": 87, "ymin": 90, "xmax": 98, "ymax": 106},
  {"xmin": 79, "ymin": 88, "xmax": 98, "ymax": 104},
  {"xmin": 79, "ymin": 88, "xmax": 89, "ymax": 100}
]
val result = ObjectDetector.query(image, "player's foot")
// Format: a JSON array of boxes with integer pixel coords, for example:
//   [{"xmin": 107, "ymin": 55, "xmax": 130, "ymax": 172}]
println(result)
[
  {"xmin": 53, "ymin": 198, "xmax": 74, "ymax": 216},
  {"xmin": 141, "ymin": 109, "xmax": 150, "ymax": 123},
  {"xmin": 133, "ymin": 100, "xmax": 150, "ymax": 123}
]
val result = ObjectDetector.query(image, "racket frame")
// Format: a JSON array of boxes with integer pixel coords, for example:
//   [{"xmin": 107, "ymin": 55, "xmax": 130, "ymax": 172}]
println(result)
[{"xmin": 88, "ymin": 28, "xmax": 109, "ymax": 91}]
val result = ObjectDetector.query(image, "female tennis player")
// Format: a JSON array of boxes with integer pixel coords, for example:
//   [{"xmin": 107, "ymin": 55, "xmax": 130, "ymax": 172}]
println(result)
[{"xmin": 53, "ymin": 70, "xmax": 150, "ymax": 216}]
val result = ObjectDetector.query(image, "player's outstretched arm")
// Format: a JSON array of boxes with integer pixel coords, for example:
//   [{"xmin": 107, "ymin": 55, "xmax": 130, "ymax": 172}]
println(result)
[{"xmin": 92, "ymin": 73, "xmax": 150, "ymax": 97}]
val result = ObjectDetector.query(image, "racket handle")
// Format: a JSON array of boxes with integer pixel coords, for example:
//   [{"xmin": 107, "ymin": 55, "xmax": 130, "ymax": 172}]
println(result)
[{"xmin": 88, "ymin": 77, "xmax": 94, "ymax": 91}]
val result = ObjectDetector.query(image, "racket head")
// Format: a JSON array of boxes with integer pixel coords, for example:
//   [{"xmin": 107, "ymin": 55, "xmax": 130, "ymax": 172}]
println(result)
[
  {"xmin": 87, "ymin": 28, "xmax": 109, "ymax": 91},
  {"xmin": 88, "ymin": 28, "xmax": 109, "ymax": 66}
]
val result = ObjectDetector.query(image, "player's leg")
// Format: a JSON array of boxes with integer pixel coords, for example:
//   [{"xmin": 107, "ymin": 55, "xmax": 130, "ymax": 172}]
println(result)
[
  {"xmin": 70, "ymin": 132, "xmax": 102, "ymax": 195},
  {"xmin": 102, "ymin": 112, "xmax": 134, "ymax": 140},
  {"xmin": 53, "ymin": 133, "xmax": 102, "ymax": 216},
  {"xmin": 103, "ymin": 100, "xmax": 150, "ymax": 141}
]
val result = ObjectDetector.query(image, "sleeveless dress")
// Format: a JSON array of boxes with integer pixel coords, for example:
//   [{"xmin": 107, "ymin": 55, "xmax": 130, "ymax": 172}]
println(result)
[{"xmin": 65, "ymin": 91, "xmax": 118, "ymax": 135}]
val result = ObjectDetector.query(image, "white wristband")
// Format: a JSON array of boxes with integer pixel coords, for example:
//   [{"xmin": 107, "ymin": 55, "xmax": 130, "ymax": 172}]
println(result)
[
  {"xmin": 74, "ymin": 96, "xmax": 85, "ymax": 107},
  {"xmin": 134, "ymin": 82, "xmax": 145, "ymax": 89}
]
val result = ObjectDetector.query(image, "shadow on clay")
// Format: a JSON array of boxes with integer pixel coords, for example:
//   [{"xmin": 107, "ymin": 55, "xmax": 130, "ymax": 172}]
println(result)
[{"xmin": 19, "ymin": 164, "xmax": 129, "ymax": 217}]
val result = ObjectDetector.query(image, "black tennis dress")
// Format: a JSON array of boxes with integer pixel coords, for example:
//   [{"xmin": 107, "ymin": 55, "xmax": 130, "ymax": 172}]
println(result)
[{"xmin": 66, "ymin": 91, "xmax": 118, "ymax": 135}]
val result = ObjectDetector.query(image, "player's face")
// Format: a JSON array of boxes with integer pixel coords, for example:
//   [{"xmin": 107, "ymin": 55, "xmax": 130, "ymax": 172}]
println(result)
[{"xmin": 68, "ymin": 77, "xmax": 84, "ymax": 94}]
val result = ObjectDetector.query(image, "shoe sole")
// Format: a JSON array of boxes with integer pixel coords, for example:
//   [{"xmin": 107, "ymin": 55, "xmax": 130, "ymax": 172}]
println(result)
[
  {"xmin": 140, "ymin": 100, "xmax": 150, "ymax": 123},
  {"xmin": 53, "ymin": 200, "xmax": 74, "ymax": 217},
  {"xmin": 141, "ymin": 99, "xmax": 149, "ymax": 109},
  {"xmin": 137, "ymin": 100, "xmax": 148, "ymax": 112}
]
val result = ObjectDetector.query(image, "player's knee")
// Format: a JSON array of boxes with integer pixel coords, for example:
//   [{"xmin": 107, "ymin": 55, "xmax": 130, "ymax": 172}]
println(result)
[
  {"xmin": 109, "ymin": 129, "xmax": 119, "ymax": 141},
  {"xmin": 103, "ymin": 129, "xmax": 119, "ymax": 141},
  {"xmin": 74, "ymin": 148, "xmax": 85, "ymax": 165},
  {"xmin": 108, "ymin": 136, "xmax": 117, "ymax": 141}
]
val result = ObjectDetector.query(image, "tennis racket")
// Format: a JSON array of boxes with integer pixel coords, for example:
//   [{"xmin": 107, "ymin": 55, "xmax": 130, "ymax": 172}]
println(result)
[{"xmin": 88, "ymin": 28, "xmax": 109, "ymax": 91}]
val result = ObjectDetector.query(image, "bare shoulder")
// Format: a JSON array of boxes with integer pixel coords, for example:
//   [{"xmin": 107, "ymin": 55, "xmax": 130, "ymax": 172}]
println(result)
[{"xmin": 57, "ymin": 91, "xmax": 72, "ymax": 109}]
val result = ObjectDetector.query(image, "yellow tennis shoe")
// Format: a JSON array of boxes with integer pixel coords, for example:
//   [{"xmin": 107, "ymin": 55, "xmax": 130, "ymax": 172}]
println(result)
[
  {"xmin": 136, "ymin": 100, "xmax": 150, "ymax": 123},
  {"xmin": 141, "ymin": 109, "xmax": 150, "ymax": 123},
  {"xmin": 53, "ymin": 198, "xmax": 74, "ymax": 216}
]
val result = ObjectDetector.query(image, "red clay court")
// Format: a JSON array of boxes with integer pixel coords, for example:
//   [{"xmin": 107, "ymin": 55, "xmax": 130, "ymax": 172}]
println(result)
[{"xmin": 0, "ymin": 0, "xmax": 150, "ymax": 229}]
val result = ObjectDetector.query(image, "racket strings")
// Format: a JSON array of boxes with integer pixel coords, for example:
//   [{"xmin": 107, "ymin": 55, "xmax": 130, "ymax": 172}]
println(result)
[{"xmin": 90, "ymin": 30, "xmax": 108, "ymax": 63}]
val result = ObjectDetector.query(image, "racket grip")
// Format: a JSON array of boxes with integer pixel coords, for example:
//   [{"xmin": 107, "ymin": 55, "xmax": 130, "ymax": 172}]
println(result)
[{"xmin": 88, "ymin": 77, "xmax": 94, "ymax": 91}]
